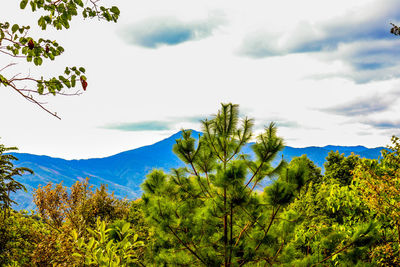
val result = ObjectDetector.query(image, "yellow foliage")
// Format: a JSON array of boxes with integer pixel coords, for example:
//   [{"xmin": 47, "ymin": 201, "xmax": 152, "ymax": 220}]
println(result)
[
  {"xmin": 30, "ymin": 178, "xmax": 131, "ymax": 265},
  {"xmin": 34, "ymin": 178, "xmax": 130, "ymax": 234}
]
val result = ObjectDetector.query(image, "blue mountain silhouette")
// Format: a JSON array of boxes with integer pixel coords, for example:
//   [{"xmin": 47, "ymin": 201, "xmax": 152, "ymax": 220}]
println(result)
[{"xmin": 10, "ymin": 130, "xmax": 386, "ymax": 210}]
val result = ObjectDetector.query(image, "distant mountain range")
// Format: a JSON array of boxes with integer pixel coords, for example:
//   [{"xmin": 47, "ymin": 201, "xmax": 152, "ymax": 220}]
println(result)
[{"xmin": 10, "ymin": 130, "xmax": 386, "ymax": 210}]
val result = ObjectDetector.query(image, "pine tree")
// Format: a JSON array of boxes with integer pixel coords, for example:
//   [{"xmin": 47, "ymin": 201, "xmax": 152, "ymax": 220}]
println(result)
[{"xmin": 142, "ymin": 103, "xmax": 305, "ymax": 266}]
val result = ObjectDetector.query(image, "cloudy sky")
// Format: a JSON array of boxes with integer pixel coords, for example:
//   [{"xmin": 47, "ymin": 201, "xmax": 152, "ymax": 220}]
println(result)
[{"xmin": 1, "ymin": 0, "xmax": 400, "ymax": 159}]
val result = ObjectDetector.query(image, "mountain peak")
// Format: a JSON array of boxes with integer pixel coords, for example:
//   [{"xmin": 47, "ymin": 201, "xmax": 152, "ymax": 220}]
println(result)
[{"xmin": 167, "ymin": 129, "xmax": 201, "ymax": 140}]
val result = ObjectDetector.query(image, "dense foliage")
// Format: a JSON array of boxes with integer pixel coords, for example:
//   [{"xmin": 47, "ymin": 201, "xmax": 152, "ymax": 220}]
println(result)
[{"xmin": 1, "ymin": 103, "xmax": 400, "ymax": 266}]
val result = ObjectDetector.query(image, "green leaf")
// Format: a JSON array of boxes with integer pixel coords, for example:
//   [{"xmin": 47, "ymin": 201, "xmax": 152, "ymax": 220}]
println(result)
[
  {"xmin": 74, "ymin": 0, "xmax": 84, "ymax": 7},
  {"xmin": 11, "ymin": 24, "xmax": 19, "ymax": 33},
  {"xmin": 33, "ymin": 57, "xmax": 43, "ymax": 66},
  {"xmin": 71, "ymin": 75, "xmax": 76, "ymax": 87},
  {"xmin": 122, "ymin": 222, "xmax": 130, "ymax": 234},
  {"xmin": 87, "ymin": 237, "xmax": 95, "ymax": 250},
  {"xmin": 106, "ymin": 240, "xmax": 113, "ymax": 251},
  {"xmin": 78, "ymin": 67, "xmax": 85, "ymax": 73},
  {"xmin": 77, "ymin": 238, "xmax": 84, "ymax": 248},
  {"xmin": 72, "ymin": 253, "xmax": 83, "ymax": 258},
  {"xmin": 20, "ymin": 0, "xmax": 28, "ymax": 9},
  {"xmin": 72, "ymin": 230, "xmax": 78, "ymax": 240},
  {"xmin": 87, "ymin": 228, "xmax": 96, "ymax": 237},
  {"xmin": 38, "ymin": 17, "xmax": 46, "ymax": 30},
  {"xmin": 63, "ymin": 79, "xmax": 71, "ymax": 88},
  {"xmin": 30, "ymin": 1, "xmax": 36, "ymax": 12},
  {"xmin": 120, "ymin": 237, "xmax": 129, "ymax": 248},
  {"xmin": 37, "ymin": 83, "xmax": 44, "ymax": 94},
  {"xmin": 0, "ymin": 75, "xmax": 8, "ymax": 86},
  {"xmin": 110, "ymin": 6, "xmax": 120, "ymax": 15}
]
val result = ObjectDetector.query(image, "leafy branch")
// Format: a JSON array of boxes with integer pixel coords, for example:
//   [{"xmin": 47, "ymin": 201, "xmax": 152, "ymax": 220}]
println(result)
[
  {"xmin": 0, "ymin": 64, "xmax": 87, "ymax": 119},
  {"xmin": 0, "ymin": 0, "xmax": 119, "ymax": 118},
  {"xmin": 20, "ymin": 0, "xmax": 120, "ymax": 30}
]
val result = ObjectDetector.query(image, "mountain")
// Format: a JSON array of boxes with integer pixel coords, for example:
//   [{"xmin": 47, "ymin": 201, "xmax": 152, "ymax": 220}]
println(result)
[
  {"xmin": 10, "ymin": 130, "xmax": 386, "ymax": 210},
  {"xmin": 10, "ymin": 131, "xmax": 187, "ymax": 210}
]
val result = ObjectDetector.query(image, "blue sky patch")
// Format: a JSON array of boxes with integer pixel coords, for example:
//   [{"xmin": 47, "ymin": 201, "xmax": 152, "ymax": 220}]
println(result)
[{"xmin": 122, "ymin": 16, "xmax": 223, "ymax": 48}]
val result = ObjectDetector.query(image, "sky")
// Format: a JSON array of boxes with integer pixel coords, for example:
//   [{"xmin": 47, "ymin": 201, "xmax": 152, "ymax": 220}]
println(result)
[{"xmin": 1, "ymin": 0, "xmax": 400, "ymax": 159}]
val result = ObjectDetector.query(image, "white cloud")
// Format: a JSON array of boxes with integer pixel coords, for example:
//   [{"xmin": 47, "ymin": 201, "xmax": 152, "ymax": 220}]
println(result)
[{"xmin": 0, "ymin": 0, "xmax": 399, "ymax": 159}]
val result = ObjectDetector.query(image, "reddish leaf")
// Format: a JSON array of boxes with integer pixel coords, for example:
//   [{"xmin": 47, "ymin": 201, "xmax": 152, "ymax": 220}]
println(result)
[
  {"xmin": 80, "ymin": 76, "xmax": 87, "ymax": 91},
  {"xmin": 28, "ymin": 39, "xmax": 34, "ymax": 50}
]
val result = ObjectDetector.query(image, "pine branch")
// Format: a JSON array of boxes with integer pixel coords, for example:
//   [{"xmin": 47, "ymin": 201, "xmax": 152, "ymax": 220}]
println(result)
[
  {"xmin": 228, "ymin": 201, "xmax": 234, "ymax": 264},
  {"xmin": 255, "ymin": 205, "xmax": 280, "ymax": 252},
  {"xmin": 311, "ymin": 241, "xmax": 354, "ymax": 267},
  {"xmin": 167, "ymin": 225, "xmax": 208, "ymax": 266}
]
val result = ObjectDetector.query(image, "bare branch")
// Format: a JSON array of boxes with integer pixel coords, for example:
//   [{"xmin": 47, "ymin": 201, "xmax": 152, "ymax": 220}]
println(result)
[
  {"xmin": 0, "ymin": 63, "xmax": 17, "ymax": 72},
  {"xmin": 1, "ymin": 68, "xmax": 83, "ymax": 119},
  {"xmin": 7, "ymin": 81, "xmax": 62, "ymax": 119}
]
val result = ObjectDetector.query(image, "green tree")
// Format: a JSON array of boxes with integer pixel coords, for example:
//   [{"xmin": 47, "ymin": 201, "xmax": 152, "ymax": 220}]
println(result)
[
  {"xmin": 279, "ymin": 177, "xmax": 377, "ymax": 266},
  {"xmin": 276, "ymin": 150, "xmax": 388, "ymax": 266},
  {"xmin": 0, "ymin": 210, "xmax": 47, "ymax": 266},
  {"xmin": 281, "ymin": 154, "xmax": 323, "ymax": 189},
  {"xmin": 0, "ymin": 0, "xmax": 119, "ymax": 119},
  {"xmin": 354, "ymin": 136, "xmax": 400, "ymax": 265},
  {"xmin": 0, "ymin": 143, "xmax": 32, "ymax": 219},
  {"xmin": 141, "ymin": 103, "xmax": 307, "ymax": 266},
  {"xmin": 324, "ymin": 151, "xmax": 360, "ymax": 185},
  {"xmin": 0, "ymin": 142, "xmax": 37, "ymax": 266}
]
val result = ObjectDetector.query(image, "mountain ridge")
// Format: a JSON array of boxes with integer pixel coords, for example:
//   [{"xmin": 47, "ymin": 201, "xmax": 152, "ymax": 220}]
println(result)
[{"xmin": 10, "ymin": 130, "xmax": 386, "ymax": 210}]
